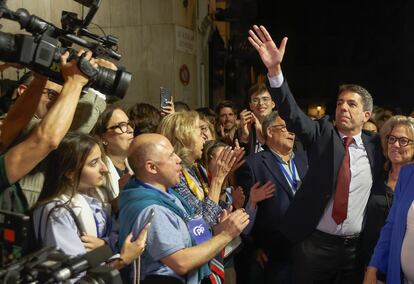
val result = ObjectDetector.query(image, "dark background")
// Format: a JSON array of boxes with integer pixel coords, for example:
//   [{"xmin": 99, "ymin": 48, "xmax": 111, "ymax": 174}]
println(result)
[{"xmin": 210, "ymin": 0, "xmax": 414, "ymax": 115}]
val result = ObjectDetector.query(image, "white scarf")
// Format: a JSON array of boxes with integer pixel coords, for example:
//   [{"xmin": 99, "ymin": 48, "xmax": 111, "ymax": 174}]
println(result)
[
  {"xmin": 57, "ymin": 194, "xmax": 97, "ymax": 237},
  {"xmin": 105, "ymin": 156, "xmax": 133, "ymax": 199}
]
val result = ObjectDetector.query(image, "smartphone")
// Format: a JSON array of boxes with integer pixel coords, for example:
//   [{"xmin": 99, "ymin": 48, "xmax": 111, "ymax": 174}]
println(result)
[
  {"xmin": 160, "ymin": 87, "xmax": 172, "ymax": 108},
  {"xmin": 143, "ymin": 208, "xmax": 155, "ymax": 227}
]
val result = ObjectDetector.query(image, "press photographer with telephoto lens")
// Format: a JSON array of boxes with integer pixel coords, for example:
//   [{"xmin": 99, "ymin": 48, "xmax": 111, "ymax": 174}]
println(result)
[
  {"xmin": 0, "ymin": 1, "xmax": 138, "ymax": 282},
  {"xmin": 0, "ymin": 0, "xmax": 131, "ymax": 99}
]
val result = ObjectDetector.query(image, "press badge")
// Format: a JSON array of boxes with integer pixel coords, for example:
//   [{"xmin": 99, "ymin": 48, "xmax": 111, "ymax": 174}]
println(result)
[{"xmin": 187, "ymin": 216, "xmax": 212, "ymax": 245}]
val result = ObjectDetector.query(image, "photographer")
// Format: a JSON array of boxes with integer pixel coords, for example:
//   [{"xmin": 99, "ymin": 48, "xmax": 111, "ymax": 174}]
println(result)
[{"xmin": 0, "ymin": 50, "xmax": 92, "ymax": 194}]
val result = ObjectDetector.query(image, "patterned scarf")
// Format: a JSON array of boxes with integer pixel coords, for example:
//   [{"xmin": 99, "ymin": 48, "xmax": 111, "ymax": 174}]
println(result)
[{"xmin": 182, "ymin": 164, "xmax": 224, "ymax": 284}]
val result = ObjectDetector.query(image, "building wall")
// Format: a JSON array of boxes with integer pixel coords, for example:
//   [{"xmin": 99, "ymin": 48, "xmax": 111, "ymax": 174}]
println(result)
[{"xmin": 0, "ymin": 0, "xmax": 210, "ymax": 109}]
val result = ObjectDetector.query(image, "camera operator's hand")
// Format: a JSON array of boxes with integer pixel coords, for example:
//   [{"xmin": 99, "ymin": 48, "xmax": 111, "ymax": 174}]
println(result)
[
  {"xmin": 60, "ymin": 50, "xmax": 94, "ymax": 86},
  {"xmin": 81, "ymin": 235, "xmax": 106, "ymax": 252},
  {"xmin": 94, "ymin": 58, "xmax": 117, "ymax": 71}
]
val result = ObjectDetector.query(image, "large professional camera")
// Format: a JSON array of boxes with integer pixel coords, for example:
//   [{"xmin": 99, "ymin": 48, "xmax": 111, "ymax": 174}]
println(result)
[
  {"xmin": 0, "ymin": 245, "xmax": 123, "ymax": 283},
  {"xmin": 0, "ymin": 0, "xmax": 132, "ymax": 98},
  {"xmin": 0, "ymin": 210, "xmax": 122, "ymax": 284}
]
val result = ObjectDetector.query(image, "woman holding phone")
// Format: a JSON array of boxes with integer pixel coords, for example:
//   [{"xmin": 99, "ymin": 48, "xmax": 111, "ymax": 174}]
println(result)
[{"xmin": 33, "ymin": 133, "xmax": 147, "ymax": 276}]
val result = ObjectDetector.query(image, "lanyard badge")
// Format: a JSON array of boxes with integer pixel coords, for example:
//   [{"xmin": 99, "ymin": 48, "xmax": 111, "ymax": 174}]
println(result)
[{"xmin": 187, "ymin": 216, "xmax": 212, "ymax": 245}]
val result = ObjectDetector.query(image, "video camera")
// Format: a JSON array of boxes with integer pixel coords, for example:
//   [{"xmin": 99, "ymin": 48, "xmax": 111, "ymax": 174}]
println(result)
[
  {"xmin": 0, "ymin": 245, "xmax": 122, "ymax": 284},
  {"xmin": 0, "ymin": 0, "xmax": 132, "ymax": 98},
  {"xmin": 0, "ymin": 210, "xmax": 122, "ymax": 283}
]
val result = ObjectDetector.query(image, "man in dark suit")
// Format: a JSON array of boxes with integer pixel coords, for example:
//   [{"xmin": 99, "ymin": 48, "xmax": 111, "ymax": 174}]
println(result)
[
  {"xmin": 248, "ymin": 25, "xmax": 384, "ymax": 283},
  {"xmin": 236, "ymin": 110, "xmax": 308, "ymax": 283}
]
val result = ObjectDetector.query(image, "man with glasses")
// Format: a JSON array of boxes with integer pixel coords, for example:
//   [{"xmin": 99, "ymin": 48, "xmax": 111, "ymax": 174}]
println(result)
[
  {"xmin": 0, "ymin": 53, "xmax": 112, "ymax": 210},
  {"xmin": 0, "ymin": 51, "xmax": 93, "ymax": 212},
  {"xmin": 249, "ymin": 25, "xmax": 384, "ymax": 283},
  {"xmin": 235, "ymin": 110, "xmax": 308, "ymax": 283},
  {"xmin": 238, "ymin": 83, "xmax": 276, "ymax": 155}
]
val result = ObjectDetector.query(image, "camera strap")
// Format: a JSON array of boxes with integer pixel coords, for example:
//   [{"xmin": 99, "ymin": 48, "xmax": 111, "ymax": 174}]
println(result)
[
  {"xmin": 40, "ymin": 202, "xmax": 85, "ymax": 242},
  {"xmin": 77, "ymin": 53, "xmax": 98, "ymax": 80}
]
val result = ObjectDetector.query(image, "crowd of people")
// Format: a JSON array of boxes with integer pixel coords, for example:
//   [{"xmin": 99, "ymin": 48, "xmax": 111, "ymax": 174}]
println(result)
[{"xmin": 0, "ymin": 25, "xmax": 413, "ymax": 284}]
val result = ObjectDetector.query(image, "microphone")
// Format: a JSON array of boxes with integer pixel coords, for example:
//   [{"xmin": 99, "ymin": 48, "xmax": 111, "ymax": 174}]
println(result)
[{"xmin": 52, "ymin": 245, "xmax": 113, "ymax": 282}]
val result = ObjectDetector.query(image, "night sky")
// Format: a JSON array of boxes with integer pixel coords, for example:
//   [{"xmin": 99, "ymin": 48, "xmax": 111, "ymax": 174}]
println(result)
[{"xmin": 251, "ymin": 0, "xmax": 414, "ymax": 115}]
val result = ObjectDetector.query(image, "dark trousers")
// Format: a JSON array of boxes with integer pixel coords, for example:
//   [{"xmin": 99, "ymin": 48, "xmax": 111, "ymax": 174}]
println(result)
[
  {"xmin": 292, "ymin": 230, "xmax": 363, "ymax": 284},
  {"xmin": 235, "ymin": 248, "xmax": 292, "ymax": 284}
]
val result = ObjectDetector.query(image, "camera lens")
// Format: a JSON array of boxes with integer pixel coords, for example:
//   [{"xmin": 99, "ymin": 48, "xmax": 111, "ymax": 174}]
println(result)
[{"xmin": 92, "ymin": 67, "xmax": 132, "ymax": 99}]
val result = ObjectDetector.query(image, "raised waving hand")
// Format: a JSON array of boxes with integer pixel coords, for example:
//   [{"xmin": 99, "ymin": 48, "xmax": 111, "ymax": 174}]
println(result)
[{"xmin": 248, "ymin": 25, "xmax": 288, "ymax": 76}]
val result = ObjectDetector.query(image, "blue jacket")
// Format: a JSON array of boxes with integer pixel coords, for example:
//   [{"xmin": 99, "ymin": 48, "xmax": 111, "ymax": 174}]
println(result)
[{"xmin": 369, "ymin": 163, "xmax": 414, "ymax": 283}]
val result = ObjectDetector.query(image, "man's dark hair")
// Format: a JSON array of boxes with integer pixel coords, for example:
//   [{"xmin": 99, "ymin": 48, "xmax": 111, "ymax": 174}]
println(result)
[
  {"xmin": 128, "ymin": 103, "xmax": 161, "ymax": 136},
  {"xmin": 17, "ymin": 71, "xmax": 34, "ymax": 86},
  {"xmin": 214, "ymin": 100, "xmax": 237, "ymax": 116},
  {"xmin": 174, "ymin": 101, "xmax": 190, "ymax": 112},
  {"xmin": 248, "ymin": 83, "xmax": 269, "ymax": 101},
  {"xmin": 338, "ymin": 84, "xmax": 373, "ymax": 112},
  {"xmin": 92, "ymin": 103, "xmax": 127, "ymax": 137}
]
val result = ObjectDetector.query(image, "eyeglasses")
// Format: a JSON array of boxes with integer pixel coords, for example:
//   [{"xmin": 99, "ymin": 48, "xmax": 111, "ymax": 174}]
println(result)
[
  {"xmin": 387, "ymin": 135, "xmax": 413, "ymax": 147},
  {"xmin": 42, "ymin": 88, "xmax": 60, "ymax": 100},
  {"xmin": 251, "ymin": 96, "xmax": 272, "ymax": 105},
  {"xmin": 107, "ymin": 121, "xmax": 135, "ymax": 133},
  {"xmin": 269, "ymin": 124, "xmax": 287, "ymax": 132}
]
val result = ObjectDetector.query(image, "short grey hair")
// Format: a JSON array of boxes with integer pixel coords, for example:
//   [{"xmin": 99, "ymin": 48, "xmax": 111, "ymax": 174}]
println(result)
[
  {"xmin": 338, "ymin": 84, "xmax": 373, "ymax": 112},
  {"xmin": 261, "ymin": 111, "xmax": 280, "ymax": 141}
]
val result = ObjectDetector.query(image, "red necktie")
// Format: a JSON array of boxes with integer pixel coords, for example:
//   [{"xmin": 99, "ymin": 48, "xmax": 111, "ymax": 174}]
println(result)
[{"xmin": 332, "ymin": 136, "xmax": 354, "ymax": 225}]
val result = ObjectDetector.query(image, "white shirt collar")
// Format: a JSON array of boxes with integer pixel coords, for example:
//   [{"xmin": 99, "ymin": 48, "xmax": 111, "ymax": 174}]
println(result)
[{"xmin": 337, "ymin": 130, "xmax": 364, "ymax": 147}]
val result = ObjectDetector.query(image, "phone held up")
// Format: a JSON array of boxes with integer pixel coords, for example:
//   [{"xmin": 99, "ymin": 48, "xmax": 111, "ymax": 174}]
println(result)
[
  {"xmin": 160, "ymin": 86, "xmax": 172, "ymax": 109},
  {"xmin": 144, "ymin": 208, "xmax": 155, "ymax": 228}
]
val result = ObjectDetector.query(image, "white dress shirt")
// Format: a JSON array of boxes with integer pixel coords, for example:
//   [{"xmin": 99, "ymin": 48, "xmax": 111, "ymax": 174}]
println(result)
[{"xmin": 268, "ymin": 74, "xmax": 373, "ymax": 236}]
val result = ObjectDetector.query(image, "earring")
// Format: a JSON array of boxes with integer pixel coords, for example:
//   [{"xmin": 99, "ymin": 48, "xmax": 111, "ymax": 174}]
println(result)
[{"xmin": 103, "ymin": 141, "xmax": 108, "ymax": 146}]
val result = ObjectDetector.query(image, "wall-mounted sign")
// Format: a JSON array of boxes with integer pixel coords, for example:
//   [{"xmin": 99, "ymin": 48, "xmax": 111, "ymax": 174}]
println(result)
[
  {"xmin": 179, "ymin": 64, "xmax": 190, "ymax": 86},
  {"xmin": 175, "ymin": 26, "xmax": 195, "ymax": 55}
]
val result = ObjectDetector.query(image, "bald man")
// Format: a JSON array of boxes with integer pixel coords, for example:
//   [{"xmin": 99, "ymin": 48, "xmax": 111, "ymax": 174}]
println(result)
[{"xmin": 118, "ymin": 134, "xmax": 249, "ymax": 283}]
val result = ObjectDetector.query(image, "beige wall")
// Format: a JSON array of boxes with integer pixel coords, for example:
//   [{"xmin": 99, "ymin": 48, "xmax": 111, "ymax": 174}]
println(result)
[{"xmin": 0, "ymin": 0, "xmax": 210, "ymax": 109}]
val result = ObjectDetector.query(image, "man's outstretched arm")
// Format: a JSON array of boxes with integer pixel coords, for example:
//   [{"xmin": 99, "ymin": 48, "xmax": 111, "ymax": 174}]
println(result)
[{"xmin": 4, "ymin": 51, "xmax": 92, "ymax": 185}]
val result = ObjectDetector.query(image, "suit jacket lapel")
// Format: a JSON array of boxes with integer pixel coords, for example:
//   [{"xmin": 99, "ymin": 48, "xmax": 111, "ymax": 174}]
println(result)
[
  {"xmin": 262, "ymin": 150, "xmax": 294, "ymax": 198},
  {"xmin": 333, "ymin": 128, "xmax": 345, "ymax": 187},
  {"xmin": 294, "ymin": 152, "xmax": 308, "ymax": 180},
  {"xmin": 361, "ymin": 132, "xmax": 376, "ymax": 175}
]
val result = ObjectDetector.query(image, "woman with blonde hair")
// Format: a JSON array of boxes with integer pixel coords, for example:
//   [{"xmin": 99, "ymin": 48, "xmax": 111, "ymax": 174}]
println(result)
[{"xmin": 158, "ymin": 111, "xmax": 241, "ymax": 226}]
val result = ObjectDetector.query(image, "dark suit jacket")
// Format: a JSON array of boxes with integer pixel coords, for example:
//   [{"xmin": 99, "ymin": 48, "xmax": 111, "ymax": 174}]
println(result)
[
  {"xmin": 269, "ymin": 80, "xmax": 384, "ymax": 244},
  {"xmin": 358, "ymin": 173, "xmax": 393, "ymax": 267},
  {"xmin": 236, "ymin": 124, "xmax": 259, "ymax": 156},
  {"xmin": 236, "ymin": 146, "xmax": 308, "ymax": 259}
]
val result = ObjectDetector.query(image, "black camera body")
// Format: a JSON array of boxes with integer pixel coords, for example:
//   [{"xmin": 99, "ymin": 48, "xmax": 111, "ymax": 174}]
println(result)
[
  {"xmin": 0, "ymin": 209, "xmax": 122, "ymax": 284},
  {"xmin": 0, "ymin": 1, "xmax": 132, "ymax": 98},
  {"xmin": 0, "ymin": 246, "xmax": 123, "ymax": 284}
]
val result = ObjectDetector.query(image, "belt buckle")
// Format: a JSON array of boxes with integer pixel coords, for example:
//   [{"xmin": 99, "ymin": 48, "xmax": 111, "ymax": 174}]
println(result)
[
  {"xmin": 343, "ymin": 237, "xmax": 351, "ymax": 246},
  {"xmin": 343, "ymin": 234, "xmax": 358, "ymax": 246}
]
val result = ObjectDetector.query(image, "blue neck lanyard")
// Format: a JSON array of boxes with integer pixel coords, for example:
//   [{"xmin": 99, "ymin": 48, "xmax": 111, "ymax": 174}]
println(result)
[
  {"xmin": 93, "ymin": 211, "xmax": 110, "ymax": 238},
  {"xmin": 277, "ymin": 159, "xmax": 299, "ymax": 193}
]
